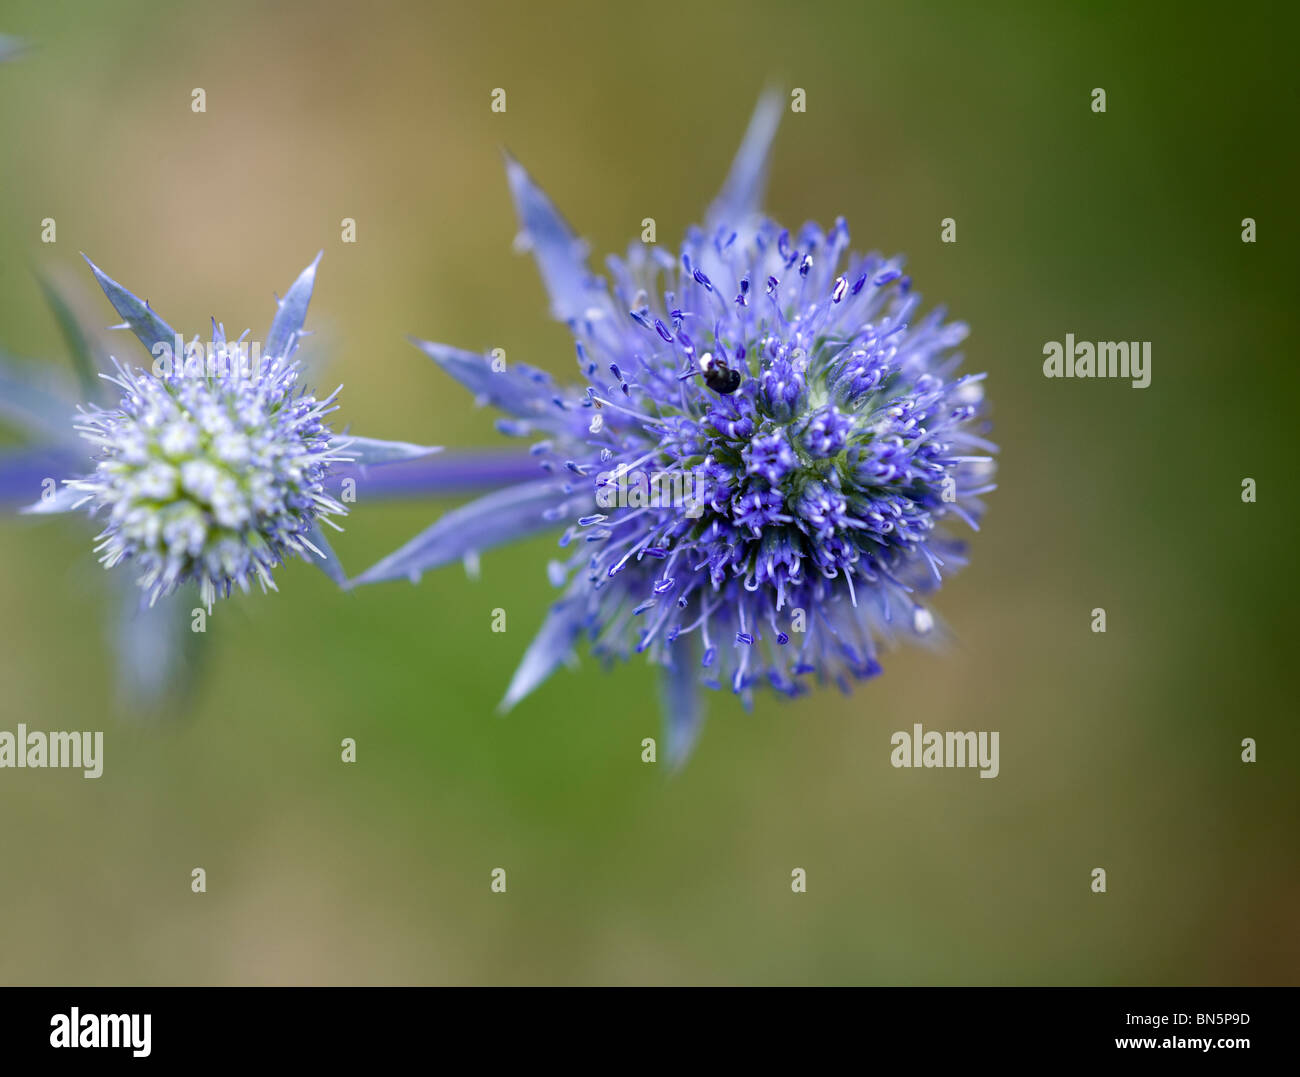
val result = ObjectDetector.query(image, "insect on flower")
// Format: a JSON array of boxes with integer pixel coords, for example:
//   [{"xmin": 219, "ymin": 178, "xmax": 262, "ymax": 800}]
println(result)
[{"xmin": 697, "ymin": 352, "xmax": 743, "ymax": 395}]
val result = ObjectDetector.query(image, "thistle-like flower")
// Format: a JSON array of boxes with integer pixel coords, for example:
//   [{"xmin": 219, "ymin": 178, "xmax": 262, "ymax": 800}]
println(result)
[
  {"xmin": 27, "ymin": 254, "xmax": 440, "ymax": 610},
  {"xmin": 354, "ymin": 94, "xmax": 997, "ymax": 764},
  {"xmin": 70, "ymin": 352, "xmax": 352, "ymax": 609}
]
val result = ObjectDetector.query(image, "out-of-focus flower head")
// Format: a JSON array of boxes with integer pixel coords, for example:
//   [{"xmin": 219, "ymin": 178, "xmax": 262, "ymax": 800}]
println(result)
[{"xmin": 4, "ymin": 256, "xmax": 440, "ymax": 705}]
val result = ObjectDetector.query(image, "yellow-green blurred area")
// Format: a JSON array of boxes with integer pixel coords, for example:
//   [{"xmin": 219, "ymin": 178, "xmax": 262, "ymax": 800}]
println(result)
[{"xmin": 0, "ymin": 0, "xmax": 1296, "ymax": 984}]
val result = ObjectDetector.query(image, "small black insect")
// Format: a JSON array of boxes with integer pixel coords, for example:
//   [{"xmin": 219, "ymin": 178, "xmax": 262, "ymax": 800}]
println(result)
[{"xmin": 698, "ymin": 351, "xmax": 742, "ymax": 395}]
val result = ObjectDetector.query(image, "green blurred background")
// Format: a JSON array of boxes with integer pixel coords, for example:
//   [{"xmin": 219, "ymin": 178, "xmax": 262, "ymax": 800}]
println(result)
[{"xmin": 0, "ymin": 0, "xmax": 1296, "ymax": 985}]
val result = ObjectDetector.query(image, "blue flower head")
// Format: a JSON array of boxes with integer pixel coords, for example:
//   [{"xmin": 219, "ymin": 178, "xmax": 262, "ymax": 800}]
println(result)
[
  {"xmin": 27, "ymin": 254, "xmax": 440, "ymax": 611},
  {"xmin": 357, "ymin": 94, "xmax": 997, "ymax": 765}
]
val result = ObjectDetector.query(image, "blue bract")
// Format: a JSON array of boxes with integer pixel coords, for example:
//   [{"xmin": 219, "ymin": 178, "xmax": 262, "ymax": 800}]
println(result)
[{"xmin": 356, "ymin": 94, "xmax": 998, "ymax": 765}]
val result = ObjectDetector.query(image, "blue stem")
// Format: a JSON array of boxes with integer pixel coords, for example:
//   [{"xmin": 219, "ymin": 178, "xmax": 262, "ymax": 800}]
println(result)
[{"xmin": 331, "ymin": 448, "xmax": 541, "ymax": 500}]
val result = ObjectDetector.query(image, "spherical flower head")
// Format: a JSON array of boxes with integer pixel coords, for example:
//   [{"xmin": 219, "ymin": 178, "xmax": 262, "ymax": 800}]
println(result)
[
  {"xmin": 69, "ymin": 349, "xmax": 348, "ymax": 609},
  {"xmin": 531, "ymin": 214, "xmax": 997, "ymax": 704},
  {"xmin": 357, "ymin": 101, "xmax": 998, "ymax": 760}
]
